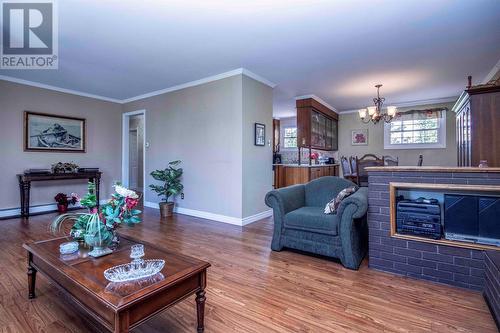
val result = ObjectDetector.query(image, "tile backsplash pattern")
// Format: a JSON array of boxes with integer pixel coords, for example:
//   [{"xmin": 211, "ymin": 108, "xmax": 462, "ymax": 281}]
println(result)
[{"xmin": 279, "ymin": 149, "xmax": 338, "ymax": 164}]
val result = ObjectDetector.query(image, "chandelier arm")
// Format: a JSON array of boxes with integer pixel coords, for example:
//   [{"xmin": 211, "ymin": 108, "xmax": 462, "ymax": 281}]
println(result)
[
  {"xmin": 382, "ymin": 114, "xmax": 393, "ymax": 123},
  {"xmin": 359, "ymin": 84, "xmax": 396, "ymax": 124},
  {"xmin": 360, "ymin": 117, "xmax": 372, "ymax": 124}
]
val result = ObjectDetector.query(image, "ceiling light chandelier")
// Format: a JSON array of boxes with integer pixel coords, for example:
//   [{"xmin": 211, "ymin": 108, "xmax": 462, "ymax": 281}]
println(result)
[{"xmin": 358, "ymin": 84, "xmax": 397, "ymax": 124}]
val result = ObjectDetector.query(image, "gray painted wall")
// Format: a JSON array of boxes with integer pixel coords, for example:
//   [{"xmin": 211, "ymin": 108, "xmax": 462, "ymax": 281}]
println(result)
[
  {"xmin": 0, "ymin": 75, "xmax": 273, "ymax": 220},
  {"xmin": 123, "ymin": 74, "xmax": 274, "ymax": 220},
  {"xmin": 338, "ymin": 102, "xmax": 457, "ymax": 170},
  {"xmin": 242, "ymin": 75, "xmax": 273, "ymax": 217},
  {"xmin": 123, "ymin": 75, "xmax": 245, "ymax": 218},
  {"xmin": 0, "ymin": 80, "xmax": 123, "ymax": 210}
]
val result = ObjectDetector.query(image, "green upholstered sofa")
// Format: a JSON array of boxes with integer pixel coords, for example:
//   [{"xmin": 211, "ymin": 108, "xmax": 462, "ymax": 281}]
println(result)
[{"xmin": 265, "ymin": 176, "xmax": 368, "ymax": 270}]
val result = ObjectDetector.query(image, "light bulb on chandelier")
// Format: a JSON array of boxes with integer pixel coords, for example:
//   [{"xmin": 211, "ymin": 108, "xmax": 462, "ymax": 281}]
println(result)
[{"xmin": 359, "ymin": 84, "xmax": 398, "ymax": 124}]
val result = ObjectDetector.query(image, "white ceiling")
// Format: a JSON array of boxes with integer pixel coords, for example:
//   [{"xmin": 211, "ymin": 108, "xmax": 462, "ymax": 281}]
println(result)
[{"xmin": 1, "ymin": 0, "xmax": 499, "ymax": 117}]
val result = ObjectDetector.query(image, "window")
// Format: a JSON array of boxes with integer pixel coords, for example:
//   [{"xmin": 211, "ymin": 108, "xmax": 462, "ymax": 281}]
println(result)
[
  {"xmin": 283, "ymin": 127, "xmax": 297, "ymax": 148},
  {"xmin": 384, "ymin": 110, "xmax": 446, "ymax": 149}
]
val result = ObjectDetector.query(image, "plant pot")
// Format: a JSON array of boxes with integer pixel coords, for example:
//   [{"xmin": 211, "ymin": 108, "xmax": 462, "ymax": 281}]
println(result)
[
  {"xmin": 57, "ymin": 203, "xmax": 68, "ymax": 213},
  {"xmin": 159, "ymin": 202, "xmax": 174, "ymax": 218},
  {"xmin": 84, "ymin": 234, "xmax": 112, "ymax": 257}
]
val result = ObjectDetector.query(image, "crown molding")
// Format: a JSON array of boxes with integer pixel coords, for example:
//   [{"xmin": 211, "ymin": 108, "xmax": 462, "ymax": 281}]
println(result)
[
  {"xmin": 294, "ymin": 94, "xmax": 338, "ymax": 113},
  {"xmin": 122, "ymin": 68, "xmax": 276, "ymax": 103},
  {"xmin": 338, "ymin": 96, "xmax": 459, "ymax": 114},
  {"xmin": 482, "ymin": 58, "xmax": 500, "ymax": 84},
  {"xmin": 0, "ymin": 68, "xmax": 276, "ymax": 105},
  {"xmin": 241, "ymin": 69, "xmax": 277, "ymax": 88},
  {"xmin": 0, "ymin": 75, "xmax": 122, "ymax": 103}
]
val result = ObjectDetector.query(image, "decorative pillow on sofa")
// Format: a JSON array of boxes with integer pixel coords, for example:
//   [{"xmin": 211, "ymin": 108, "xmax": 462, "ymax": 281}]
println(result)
[{"xmin": 324, "ymin": 186, "xmax": 358, "ymax": 214}]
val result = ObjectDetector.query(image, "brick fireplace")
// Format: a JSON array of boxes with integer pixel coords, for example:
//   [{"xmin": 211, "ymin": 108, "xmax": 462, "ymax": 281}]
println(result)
[{"xmin": 366, "ymin": 166, "xmax": 500, "ymax": 291}]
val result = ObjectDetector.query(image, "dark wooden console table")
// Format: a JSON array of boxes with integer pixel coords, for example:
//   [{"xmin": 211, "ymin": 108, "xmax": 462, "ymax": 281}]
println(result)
[{"xmin": 17, "ymin": 171, "xmax": 101, "ymax": 217}]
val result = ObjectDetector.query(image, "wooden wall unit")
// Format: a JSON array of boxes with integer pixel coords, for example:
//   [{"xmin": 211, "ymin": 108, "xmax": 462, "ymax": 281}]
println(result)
[
  {"xmin": 452, "ymin": 83, "xmax": 500, "ymax": 167},
  {"xmin": 296, "ymin": 98, "xmax": 338, "ymax": 151}
]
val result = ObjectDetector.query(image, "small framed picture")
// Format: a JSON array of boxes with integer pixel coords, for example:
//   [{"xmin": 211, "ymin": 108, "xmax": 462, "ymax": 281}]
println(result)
[
  {"xmin": 255, "ymin": 123, "xmax": 265, "ymax": 146},
  {"xmin": 351, "ymin": 129, "xmax": 368, "ymax": 146},
  {"xmin": 24, "ymin": 111, "xmax": 86, "ymax": 152}
]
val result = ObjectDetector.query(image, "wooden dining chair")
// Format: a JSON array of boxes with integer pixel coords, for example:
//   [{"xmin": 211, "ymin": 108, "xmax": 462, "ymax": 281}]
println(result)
[
  {"xmin": 417, "ymin": 154, "xmax": 424, "ymax": 166},
  {"xmin": 348, "ymin": 156, "xmax": 358, "ymax": 184},
  {"xmin": 340, "ymin": 156, "xmax": 357, "ymax": 183},
  {"xmin": 383, "ymin": 155, "xmax": 399, "ymax": 166},
  {"xmin": 355, "ymin": 154, "xmax": 384, "ymax": 186}
]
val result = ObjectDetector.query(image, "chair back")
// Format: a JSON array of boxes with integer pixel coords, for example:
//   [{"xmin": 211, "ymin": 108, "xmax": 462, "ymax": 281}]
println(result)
[
  {"xmin": 349, "ymin": 156, "xmax": 357, "ymax": 175},
  {"xmin": 304, "ymin": 176, "xmax": 355, "ymax": 207},
  {"xmin": 417, "ymin": 154, "xmax": 423, "ymax": 166},
  {"xmin": 356, "ymin": 154, "xmax": 384, "ymax": 176},
  {"xmin": 383, "ymin": 155, "xmax": 399, "ymax": 166},
  {"xmin": 340, "ymin": 156, "xmax": 351, "ymax": 176}
]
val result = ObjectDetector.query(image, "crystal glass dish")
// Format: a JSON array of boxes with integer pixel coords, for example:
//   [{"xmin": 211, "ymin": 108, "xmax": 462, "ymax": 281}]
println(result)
[
  {"xmin": 130, "ymin": 244, "xmax": 145, "ymax": 260},
  {"xmin": 103, "ymin": 259, "xmax": 165, "ymax": 283},
  {"xmin": 59, "ymin": 241, "xmax": 79, "ymax": 254}
]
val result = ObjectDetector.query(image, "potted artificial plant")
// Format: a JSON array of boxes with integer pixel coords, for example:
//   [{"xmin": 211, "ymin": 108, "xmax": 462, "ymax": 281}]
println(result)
[
  {"xmin": 149, "ymin": 160, "xmax": 184, "ymax": 218},
  {"xmin": 51, "ymin": 182, "xmax": 141, "ymax": 257},
  {"xmin": 54, "ymin": 193, "xmax": 78, "ymax": 213}
]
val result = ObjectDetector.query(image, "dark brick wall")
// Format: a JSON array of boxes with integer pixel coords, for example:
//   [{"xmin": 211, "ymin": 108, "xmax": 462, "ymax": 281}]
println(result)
[
  {"xmin": 484, "ymin": 251, "xmax": 500, "ymax": 329},
  {"xmin": 367, "ymin": 170, "xmax": 500, "ymax": 291}
]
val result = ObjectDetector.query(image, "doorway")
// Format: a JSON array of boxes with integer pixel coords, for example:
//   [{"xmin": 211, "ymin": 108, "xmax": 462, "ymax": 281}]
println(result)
[{"xmin": 122, "ymin": 110, "xmax": 146, "ymax": 197}]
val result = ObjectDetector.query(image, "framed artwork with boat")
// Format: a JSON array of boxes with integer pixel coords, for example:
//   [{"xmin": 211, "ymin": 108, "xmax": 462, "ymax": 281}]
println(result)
[{"xmin": 24, "ymin": 111, "xmax": 86, "ymax": 152}]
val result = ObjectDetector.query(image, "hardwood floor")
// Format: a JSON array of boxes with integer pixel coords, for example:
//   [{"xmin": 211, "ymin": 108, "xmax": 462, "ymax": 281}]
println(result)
[{"xmin": 0, "ymin": 208, "xmax": 497, "ymax": 333}]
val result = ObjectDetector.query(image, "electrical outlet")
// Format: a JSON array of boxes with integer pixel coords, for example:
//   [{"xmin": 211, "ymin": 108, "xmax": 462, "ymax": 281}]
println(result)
[{"xmin": 181, "ymin": 193, "xmax": 184, "ymax": 199}]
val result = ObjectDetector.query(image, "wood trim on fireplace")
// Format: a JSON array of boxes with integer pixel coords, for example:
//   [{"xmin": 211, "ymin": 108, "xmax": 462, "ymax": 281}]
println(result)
[{"xmin": 389, "ymin": 182, "xmax": 500, "ymax": 251}]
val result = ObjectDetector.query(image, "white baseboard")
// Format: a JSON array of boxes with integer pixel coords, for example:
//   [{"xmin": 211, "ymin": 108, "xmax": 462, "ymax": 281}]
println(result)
[
  {"xmin": 143, "ymin": 201, "xmax": 272, "ymax": 226},
  {"xmin": 0, "ymin": 200, "xmax": 108, "ymax": 219},
  {"xmin": 242, "ymin": 209, "xmax": 273, "ymax": 226}
]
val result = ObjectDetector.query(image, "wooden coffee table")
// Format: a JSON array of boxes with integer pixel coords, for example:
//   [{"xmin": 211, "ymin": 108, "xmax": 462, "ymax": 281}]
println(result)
[{"xmin": 23, "ymin": 235, "xmax": 210, "ymax": 332}]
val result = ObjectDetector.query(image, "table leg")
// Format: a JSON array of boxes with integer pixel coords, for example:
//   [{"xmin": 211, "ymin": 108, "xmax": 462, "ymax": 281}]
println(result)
[
  {"xmin": 27, "ymin": 256, "xmax": 37, "ymax": 299},
  {"xmin": 114, "ymin": 311, "xmax": 129, "ymax": 333},
  {"xmin": 196, "ymin": 290, "xmax": 206, "ymax": 333},
  {"xmin": 23, "ymin": 181, "xmax": 31, "ymax": 217},
  {"xmin": 19, "ymin": 180, "xmax": 25, "ymax": 217}
]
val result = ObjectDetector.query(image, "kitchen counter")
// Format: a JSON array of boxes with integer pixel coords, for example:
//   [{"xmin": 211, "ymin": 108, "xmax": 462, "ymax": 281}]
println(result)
[{"xmin": 273, "ymin": 164, "xmax": 339, "ymax": 188}]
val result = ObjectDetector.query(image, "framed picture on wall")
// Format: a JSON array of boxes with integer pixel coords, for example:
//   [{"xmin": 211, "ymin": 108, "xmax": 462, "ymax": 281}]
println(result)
[
  {"xmin": 351, "ymin": 129, "xmax": 368, "ymax": 146},
  {"xmin": 255, "ymin": 123, "xmax": 265, "ymax": 146},
  {"xmin": 24, "ymin": 111, "xmax": 86, "ymax": 152}
]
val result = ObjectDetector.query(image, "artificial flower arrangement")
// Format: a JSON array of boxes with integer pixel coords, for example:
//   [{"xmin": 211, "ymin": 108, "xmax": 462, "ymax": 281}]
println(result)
[
  {"xmin": 310, "ymin": 152, "xmax": 319, "ymax": 163},
  {"xmin": 51, "ymin": 182, "xmax": 141, "ymax": 257},
  {"xmin": 54, "ymin": 192, "xmax": 79, "ymax": 213}
]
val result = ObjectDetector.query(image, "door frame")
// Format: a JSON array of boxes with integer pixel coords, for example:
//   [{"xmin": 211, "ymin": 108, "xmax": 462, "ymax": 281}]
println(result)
[
  {"xmin": 122, "ymin": 110, "xmax": 146, "ymax": 190},
  {"xmin": 128, "ymin": 128, "xmax": 139, "ymax": 190}
]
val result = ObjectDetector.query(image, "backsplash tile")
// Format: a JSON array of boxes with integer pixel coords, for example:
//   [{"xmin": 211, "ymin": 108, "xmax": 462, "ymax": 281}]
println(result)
[{"xmin": 278, "ymin": 149, "xmax": 338, "ymax": 164}]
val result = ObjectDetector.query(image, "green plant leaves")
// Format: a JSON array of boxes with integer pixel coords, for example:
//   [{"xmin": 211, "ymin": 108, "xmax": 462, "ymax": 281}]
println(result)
[{"xmin": 149, "ymin": 160, "xmax": 183, "ymax": 202}]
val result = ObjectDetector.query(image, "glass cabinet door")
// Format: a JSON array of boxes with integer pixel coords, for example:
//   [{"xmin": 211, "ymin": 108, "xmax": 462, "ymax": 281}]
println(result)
[
  {"xmin": 318, "ymin": 113, "xmax": 326, "ymax": 148},
  {"xmin": 311, "ymin": 111, "xmax": 320, "ymax": 147},
  {"xmin": 331, "ymin": 119, "xmax": 338, "ymax": 151},
  {"xmin": 310, "ymin": 111, "xmax": 338, "ymax": 151},
  {"xmin": 325, "ymin": 118, "xmax": 333, "ymax": 150}
]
